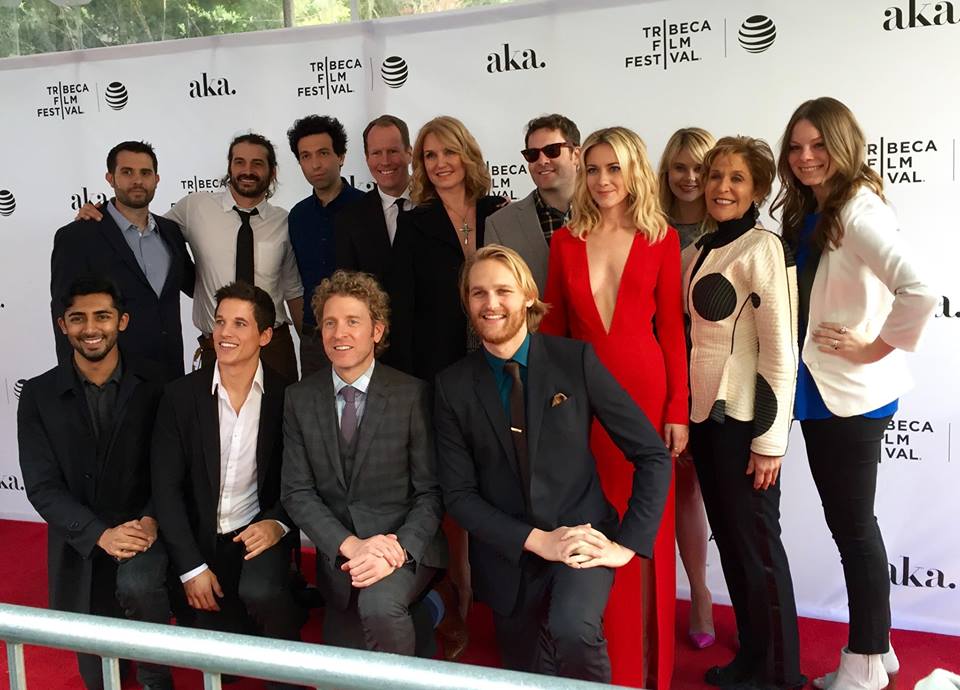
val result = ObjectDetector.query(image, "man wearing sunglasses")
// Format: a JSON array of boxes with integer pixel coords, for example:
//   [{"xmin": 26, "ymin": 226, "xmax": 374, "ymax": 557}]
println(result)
[{"xmin": 485, "ymin": 114, "xmax": 581, "ymax": 294}]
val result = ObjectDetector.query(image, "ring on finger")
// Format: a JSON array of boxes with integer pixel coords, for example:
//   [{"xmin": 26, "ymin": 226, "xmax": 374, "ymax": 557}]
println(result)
[
  {"xmin": 839, "ymin": 325, "xmax": 848, "ymax": 334},
  {"xmin": 832, "ymin": 338, "xmax": 840, "ymax": 350}
]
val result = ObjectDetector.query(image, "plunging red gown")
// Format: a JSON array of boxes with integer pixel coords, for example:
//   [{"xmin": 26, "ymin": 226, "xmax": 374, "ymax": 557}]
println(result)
[{"xmin": 541, "ymin": 226, "xmax": 687, "ymax": 690}]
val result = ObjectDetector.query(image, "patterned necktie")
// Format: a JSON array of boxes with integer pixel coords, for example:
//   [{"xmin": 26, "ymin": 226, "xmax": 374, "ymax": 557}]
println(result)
[
  {"xmin": 503, "ymin": 361, "xmax": 531, "ymax": 507},
  {"xmin": 234, "ymin": 206, "xmax": 259, "ymax": 285},
  {"xmin": 340, "ymin": 385, "xmax": 358, "ymax": 444}
]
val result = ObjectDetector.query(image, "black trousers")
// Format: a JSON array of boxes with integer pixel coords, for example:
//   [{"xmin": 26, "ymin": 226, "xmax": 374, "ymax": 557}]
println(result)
[
  {"xmin": 191, "ymin": 534, "xmax": 305, "ymax": 642},
  {"xmin": 492, "ymin": 560, "xmax": 615, "ymax": 683},
  {"xmin": 800, "ymin": 414, "xmax": 892, "ymax": 655},
  {"xmin": 78, "ymin": 542, "xmax": 173, "ymax": 690},
  {"xmin": 690, "ymin": 418, "xmax": 803, "ymax": 688},
  {"xmin": 322, "ymin": 562, "xmax": 436, "ymax": 655}
]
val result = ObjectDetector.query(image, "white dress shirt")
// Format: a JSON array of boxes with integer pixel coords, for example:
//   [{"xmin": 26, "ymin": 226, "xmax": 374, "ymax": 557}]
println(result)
[
  {"xmin": 165, "ymin": 189, "xmax": 303, "ymax": 333},
  {"xmin": 179, "ymin": 361, "xmax": 287, "ymax": 582},
  {"xmin": 377, "ymin": 187, "xmax": 412, "ymax": 245}
]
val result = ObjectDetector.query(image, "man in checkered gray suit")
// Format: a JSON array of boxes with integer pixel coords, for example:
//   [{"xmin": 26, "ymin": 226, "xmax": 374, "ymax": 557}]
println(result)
[{"xmin": 280, "ymin": 270, "xmax": 447, "ymax": 654}]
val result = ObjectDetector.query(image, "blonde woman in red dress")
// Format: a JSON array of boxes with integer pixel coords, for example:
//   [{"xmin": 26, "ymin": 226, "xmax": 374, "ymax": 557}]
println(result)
[{"xmin": 541, "ymin": 126, "xmax": 688, "ymax": 690}]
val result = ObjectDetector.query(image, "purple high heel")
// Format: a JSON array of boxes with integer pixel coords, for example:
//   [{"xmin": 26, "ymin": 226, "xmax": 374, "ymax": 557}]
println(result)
[{"xmin": 689, "ymin": 631, "xmax": 716, "ymax": 649}]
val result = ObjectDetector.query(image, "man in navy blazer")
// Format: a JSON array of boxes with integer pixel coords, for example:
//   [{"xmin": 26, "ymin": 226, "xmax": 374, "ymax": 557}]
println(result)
[
  {"xmin": 434, "ymin": 245, "xmax": 671, "ymax": 682},
  {"xmin": 51, "ymin": 140, "xmax": 194, "ymax": 381}
]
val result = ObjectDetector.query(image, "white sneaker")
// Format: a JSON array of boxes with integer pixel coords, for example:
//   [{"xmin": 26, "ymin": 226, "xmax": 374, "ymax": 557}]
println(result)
[{"xmin": 813, "ymin": 644, "xmax": 899, "ymax": 689}]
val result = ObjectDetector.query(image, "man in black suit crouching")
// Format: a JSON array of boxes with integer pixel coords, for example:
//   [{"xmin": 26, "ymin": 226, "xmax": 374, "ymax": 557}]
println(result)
[
  {"xmin": 434, "ymin": 245, "xmax": 672, "ymax": 682},
  {"xmin": 19, "ymin": 276, "xmax": 174, "ymax": 690},
  {"xmin": 151, "ymin": 281, "xmax": 304, "ymax": 690}
]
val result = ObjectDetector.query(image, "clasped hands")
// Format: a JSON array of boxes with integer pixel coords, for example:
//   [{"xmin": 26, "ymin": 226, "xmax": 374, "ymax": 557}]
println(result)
[
  {"xmin": 525, "ymin": 524, "xmax": 635, "ymax": 569},
  {"xmin": 97, "ymin": 516, "xmax": 158, "ymax": 560},
  {"xmin": 339, "ymin": 533, "xmax": 405, "ymax": 589}
]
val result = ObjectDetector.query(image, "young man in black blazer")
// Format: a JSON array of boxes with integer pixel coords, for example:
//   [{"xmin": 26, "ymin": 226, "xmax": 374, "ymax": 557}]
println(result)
[
  {"xmin": 19, "ymin": 276, "xmax": 174, "ymax": 690},
  {"xmin": 151, "ymin": 282, "xmax": 304, "ymax": 690},
  {"xmin": 51, "ymin": 141, "xmax": 194, "ymax": 382},
  {"xmin": 434, "ymin": 245, "xmax": 672, "ymax": 682}
]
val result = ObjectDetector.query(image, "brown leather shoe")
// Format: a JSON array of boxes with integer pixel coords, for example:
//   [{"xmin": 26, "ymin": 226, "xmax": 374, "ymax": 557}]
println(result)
[{"xmin": 435, "ymin": 579, "xmax": 469, "ymax": 661}]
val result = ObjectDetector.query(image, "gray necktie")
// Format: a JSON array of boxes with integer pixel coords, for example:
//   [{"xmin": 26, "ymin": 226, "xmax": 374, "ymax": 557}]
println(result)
[{"xmin": 340, "ymin": 385, "xmax": 358, "ymax": 444}]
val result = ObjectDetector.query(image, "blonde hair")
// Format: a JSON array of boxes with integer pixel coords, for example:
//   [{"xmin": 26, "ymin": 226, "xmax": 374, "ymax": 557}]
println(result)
[
  {"xmin": 410, "ymin": 116, "xmax": 491, "ymax": 205},
  {"xmin": 657, "ymin": 127, "xmax": 716, "ymax": 219},
  {"xmin": 460, "ymin": 244, "xmax": 549, "ymax": 332},
  {"xmin": 312, "ymin": 270, "xmax": 390, "ymax": 357},
  {"xmin": 568, "ymin": 126, "xmax": 668, "ymax": 243},
  {"xmin": 772, "ymin": 96, "xmax": 884, "ymax": 250}
]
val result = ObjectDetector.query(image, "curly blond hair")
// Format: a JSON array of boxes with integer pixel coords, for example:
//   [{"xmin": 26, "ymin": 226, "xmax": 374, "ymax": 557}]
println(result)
[{"xmin": 311, "ymin": 270, "xmax": 390, "ymax": 356}]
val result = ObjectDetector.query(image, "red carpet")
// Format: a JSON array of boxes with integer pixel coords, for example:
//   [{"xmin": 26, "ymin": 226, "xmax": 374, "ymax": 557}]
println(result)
[{"xmin": 0, "ymin": 519, "xmax": 956, "ymax": 689}]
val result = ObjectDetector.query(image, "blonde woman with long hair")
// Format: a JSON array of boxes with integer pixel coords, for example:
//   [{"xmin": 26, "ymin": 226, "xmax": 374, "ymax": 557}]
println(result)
[
  {"xmin": 541, "ymin": 126, "xmax": 688, "ymax": 690},
  {"xmin": 774, "ymin": 97, "xmax": 936, "ymax": 690},
  {"xmin": 657, "ymin": 126, "xmax": 717, "ymax": 650}
]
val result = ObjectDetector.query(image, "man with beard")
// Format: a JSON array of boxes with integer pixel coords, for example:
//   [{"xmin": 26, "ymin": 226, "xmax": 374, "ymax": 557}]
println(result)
[
  {"xmin": 51, "ymin": 141, "xmax": 194, "ymax": 381},
  {"xmin": 77, "ymin": 134, "xmax": 304, "ymax": 382},
  {"xmin": 20, "ymin": 276, "xmax": 175, "ymax": 690},
  {"xmin": 485, "ymin": 114, "xmax": 581, "ymax": 293},
  {"xmin": 286, "ymin": 115, "xmax": 363, "ymax": 377},
  {"xmin": 433, "ymin": 245, "xmax": 671, "ymax": 682}
]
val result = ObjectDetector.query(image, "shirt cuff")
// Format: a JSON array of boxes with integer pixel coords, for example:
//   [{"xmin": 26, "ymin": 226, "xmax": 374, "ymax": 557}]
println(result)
[
  {"xmin": 272, "ymin": 520, "xmax": 290, "ymax": 536},
  {"xmin": 180, "ymin": 563, "xmax": 209, "ymax": 583}
]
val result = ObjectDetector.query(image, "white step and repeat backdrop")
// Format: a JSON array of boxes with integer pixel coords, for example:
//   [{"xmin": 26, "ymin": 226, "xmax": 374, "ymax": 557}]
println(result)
[{"xmin": 0, "ymin": 0, "xmax": 957, "ymax": 636}]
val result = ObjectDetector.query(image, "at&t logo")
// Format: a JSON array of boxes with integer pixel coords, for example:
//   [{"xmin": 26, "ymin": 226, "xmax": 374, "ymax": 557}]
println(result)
[
  {"xmin": 486, "ymin": 44, "xmax": 546, "ymax": 73},
  {"xmin": 0, "ymin": 189, "xmax": 15, "ymax": 217},
  {"xmin": 738, "ymin": 15, "xmax": 776, "ymax": 53},
  {"xmin": 104, "ymin": 81, "xmax": 129, "ymax": 111},
  {"xmin": 380, "ymin": 56, "xmax": 408, "ymax": 88},
  {"xmin": 883, "ymin": 1, "xmax": 959, "ymax": 29}
]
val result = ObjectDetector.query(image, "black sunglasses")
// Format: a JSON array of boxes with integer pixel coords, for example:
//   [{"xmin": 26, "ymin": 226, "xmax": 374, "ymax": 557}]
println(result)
[{"xmin": 520, "ymin": 142, "xmax": 575, "ymax": 163}]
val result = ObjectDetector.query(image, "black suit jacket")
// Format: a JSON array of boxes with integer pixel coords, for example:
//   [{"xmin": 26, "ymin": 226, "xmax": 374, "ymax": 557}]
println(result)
[
  {"xmin": 151, "ymin": 364, "xmax": 292, "ymax": 576},
  {"xmin": 281, "ymin": 362, "xmax": 447, "ymax": 610},
  {"xmin": 388, "ymin": 195, "xmax": 507, "ymax": 382},
  {"xmin": 434, "ymin": 333, "xmax": 672, "ymax": 616},
  {"xmin": 334, "ymin": 188, "xmax": 392, "ymax": 285},
  {"xmin": 51, "ymin": 206, "xmax": 195, "ymax": 381},
  {"xmin": 17, "ymin": 356, "xmax": 166, "ymax": 614}
]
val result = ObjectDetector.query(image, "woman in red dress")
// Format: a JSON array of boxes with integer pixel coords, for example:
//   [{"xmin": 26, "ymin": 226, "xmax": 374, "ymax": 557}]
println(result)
[{"xmin": 541, "ymin": 126, "xmax": 688, "ymax": 690}]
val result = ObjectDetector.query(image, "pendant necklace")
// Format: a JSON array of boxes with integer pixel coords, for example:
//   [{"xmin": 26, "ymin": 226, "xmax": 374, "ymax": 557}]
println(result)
[{"xmin": 444, "ymin": 203, "xmax": 472, "ymax": 245}]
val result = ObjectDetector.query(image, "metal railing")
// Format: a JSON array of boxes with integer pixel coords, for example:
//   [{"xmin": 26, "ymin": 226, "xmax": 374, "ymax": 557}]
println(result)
[{"xmin": 0, "ymin": 603, "xmax": 630, "ymax": 689}]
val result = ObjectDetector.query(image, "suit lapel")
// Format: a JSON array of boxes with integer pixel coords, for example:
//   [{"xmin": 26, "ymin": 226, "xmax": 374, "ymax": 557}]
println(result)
[
  {"xmin": 519, "ymin": 195, "xmax": 545, "ymax": 250},
  {"xmin": 366, "ymin": 191, "xmax": 393, "ymax": 258},
  {"xmin": 56, "ymin": 363, "xmax": 99, "ymax": 485},
  {"xmin": 524, "ymin": 334, "xmax": 547, "ymax": 479},
  {"xmin": 194, "ymin": 368, "xmax": 222, "ymax": 495},
  {"xmin": 155, "ymin": 217, "xmax": 180, "ymax": 297},
  {"xmin": 99, "ymin": 362, "xmax": 140, "ymax": 480},
  {"xmin": 417, "ymin": 201, "xmax": 462, "ymax": 252},
  {"xmin": 350, "ymin": 366, "xmax": 388, "ymax": 489},
  {"xmin": 472, "ymin": 354, "xmax": 521, "ymax": 481},
  {"xmin": 313, "ymin": 372, "xmax": 347, "ymax": 490},
  {"xmin": 98, "ymin": 208, "xmax": 153, "ymax": 291},
  {"xmin": 255, "ymin": 372, "xmax": 279, "ymax": 494}
]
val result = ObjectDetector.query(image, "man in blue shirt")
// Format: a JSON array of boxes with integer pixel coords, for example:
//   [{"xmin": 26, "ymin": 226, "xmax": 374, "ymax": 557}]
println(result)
[{"xmin": 286, "ymin": 115, "xmax": 364, "ymax": 377}]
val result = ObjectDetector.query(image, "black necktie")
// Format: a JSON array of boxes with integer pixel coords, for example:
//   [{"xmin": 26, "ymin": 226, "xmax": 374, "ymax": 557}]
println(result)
[
  {"xmin": 503, "ymin": 361, "xmax": 531, "ymax": 508},
  {"xmin": 394, "ymin": 197, "xmax": 407, "ymax": 215},
  {"xmin": 234, "ymin": 206, "xmax": 259, "ymax": 285}
]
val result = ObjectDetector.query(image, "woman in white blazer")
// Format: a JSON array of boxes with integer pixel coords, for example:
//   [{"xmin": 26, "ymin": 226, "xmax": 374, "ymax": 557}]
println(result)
[{"xmin": 773, "ymin": 97, "xmax": 938, "ymax": 690}]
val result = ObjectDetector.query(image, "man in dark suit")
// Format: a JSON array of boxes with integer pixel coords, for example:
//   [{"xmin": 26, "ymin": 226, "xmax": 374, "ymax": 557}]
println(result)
[
  {"xmin": 485, "ymin": 114, "xmax": 581, "ymax": 293},
  {"xmin": 334, "ymin": 115, "xmax": 413, "ymax": 289},
  {"xmin": 51, "ymin": 140, "xmax": 194, "ymax": 382},
  {"xmin": 434, "ymin": 245, "xmax": 672, "ymax": 682},
  {"xmin": 151, "ymin": 282, "xmax": 304, "ymax": 689},
  {"xmin": 281, "ymin": 270, "xmax": 448, "ymax": 655},
  {"xmin": 19, "ymin": 276, "xmax": 174, "ymax": 690}
]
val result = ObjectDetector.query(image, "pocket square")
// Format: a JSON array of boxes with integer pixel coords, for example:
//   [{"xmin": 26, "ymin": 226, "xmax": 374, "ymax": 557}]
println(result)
[{"xmin": 551, "ymin": 392, "xmax": 569, "ymax": 407}]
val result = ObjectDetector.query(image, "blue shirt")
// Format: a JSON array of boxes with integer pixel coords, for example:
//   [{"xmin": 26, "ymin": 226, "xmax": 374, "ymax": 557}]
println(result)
[
  {"xmin": 107, "ymin": 201, "xmax": 170, "ymax": 297},
  {"xmin": 332, "ymin": 359, "xmax": 375, "ymax": 425},
  {"xmin": 794, "ymin": 213, "xmax": 898, "ymax": 420},
  {"xmin": 288, "ymin": 179, "xmax": 364, "ymax": 328},
  {"xmin": 483, "ymin": 333, "xmax": 530, "ymax": 417}
]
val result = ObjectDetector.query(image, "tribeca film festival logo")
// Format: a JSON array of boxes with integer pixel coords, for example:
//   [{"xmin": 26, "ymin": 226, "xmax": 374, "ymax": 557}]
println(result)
[
  {"xmin": 866, "ymin": 137, "xmax": 940, "ymax": 184},
  {"xmin": 881, "ymin": 418, "xmax": 939, "ymax": 462},
  {"xmin": 486, "ymin": 44, "xmax": 546, "ymax": 73},
  {"xmin": 36, "ymin": 80, "xmax": 128, "ymax": 119},
  {"xmin": 883, "ymin": 1, "xmax": 959, "ymax": 30},
  {"xmin": 889, "ymin": 556, "xmax": 957, "ymax": 589},
  {"xmin": 189, "ymin": 72, "xmax": 236, "ymax": 99},
  {"xmin": 380, "ymin": 56, "xmax": 409, "ymax": 88},
  {"xmin": 738, "ymin": 15, "xmax": 776, "ymax": 53},
  {"xmin": 0, "ymin": 189, "xmax": 15, "ymax": 217},
  {"xmin": 485, "ymin": 161, "xmax": 527, "ymax": 201},
  {"xmin": 625, "ymin": 18, "xmax": 713, "ymax": 69},
  {"xmin": 297, "ymin": 57, "xmax": 362, "ymax": 99},
  {"xmin": 179, "ymin": 174, "xmax": 225, "ymax": 193}
]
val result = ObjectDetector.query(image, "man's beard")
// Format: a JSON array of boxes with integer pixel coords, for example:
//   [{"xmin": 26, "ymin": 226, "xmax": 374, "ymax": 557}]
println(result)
[
  {"xmin": 471, "ymin": 308, "xmax": 526, "ymax": 346},
  {"xmin": 115, "ymin": 187, "xmax": 154, "ymax": 210},
  {"xmin": 231, "ymin": 173, "xmax": 271, "ymax": 199}
]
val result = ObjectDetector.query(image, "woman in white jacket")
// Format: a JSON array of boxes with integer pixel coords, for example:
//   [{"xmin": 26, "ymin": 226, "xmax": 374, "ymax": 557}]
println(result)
[{"xmin": 773, "ymin": 97, "xmax": 938, "ymax": 690}]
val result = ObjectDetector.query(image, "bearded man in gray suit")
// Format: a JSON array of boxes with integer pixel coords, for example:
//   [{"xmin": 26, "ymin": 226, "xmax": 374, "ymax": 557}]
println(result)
[
  {"xmin": 485, "ymin": 114, "xmax": 581, "ymax": 294},
  {"xmin": 280, "ymin": 270, "xmax": 447, "ymax": 655}
]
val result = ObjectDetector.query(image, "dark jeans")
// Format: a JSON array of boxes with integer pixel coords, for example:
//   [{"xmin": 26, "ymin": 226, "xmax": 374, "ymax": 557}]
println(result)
[
  {"xmin": 78, "ymin": 542, "xmax": 173, "ymax": 690},
  {"xmin": 690, "ymin": 418, "xmax": 803, "ymax": 688},
  {"xmin": 800, "ymin": 415, "xmax": 893, "ymax": 654},
  {"xmin": 492, "ymin": 560, "xmax": 615, "ymax": 683}
]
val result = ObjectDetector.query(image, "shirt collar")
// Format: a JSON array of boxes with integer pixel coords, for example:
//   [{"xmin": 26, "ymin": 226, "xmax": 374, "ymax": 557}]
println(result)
[
  {"xmin": 377, "ymin": 184, "xmax": 412, "ymax": 211},
  {"xmin": 107, "ymin": 200, "xmax": 157, "ymax": 235},
  {"xmin": 221, "ymin": 188, "xmax": 271, "ymax": 217},
  {"xmin": 74, "ymin": 355, "xmax": 123, "ymax": 388},
  {"xmin": 483, "ymin": 332, "xmax": 530, "ymax": 374},
  {"xmin": 533, "ymin": 189, "xmax": 569, "ymax": 219},
  {"xmin": 211, "ymin": 360, "xmax": 265, "ymax": 399},
  {"xmin": 332, "ymin": 358, "xmax": 376, "ymax": 397},
  {"xmin": 311, "ymin": 178, "xmax": 359, "ymax": 210}
]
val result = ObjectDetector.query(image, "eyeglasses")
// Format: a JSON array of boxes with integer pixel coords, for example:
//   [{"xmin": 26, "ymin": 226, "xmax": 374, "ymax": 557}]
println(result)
[{"xmin": 520, "ymin": 142, "xmax": 575, "ymax": 163}]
